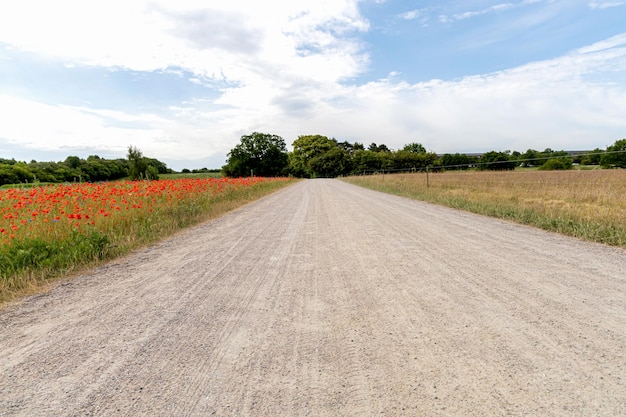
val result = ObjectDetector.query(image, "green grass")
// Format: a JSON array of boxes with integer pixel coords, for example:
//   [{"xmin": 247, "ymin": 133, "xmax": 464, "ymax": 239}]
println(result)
[{"xmin": 1, "ymin": 182, "xmax": 56, "ymax": 189}]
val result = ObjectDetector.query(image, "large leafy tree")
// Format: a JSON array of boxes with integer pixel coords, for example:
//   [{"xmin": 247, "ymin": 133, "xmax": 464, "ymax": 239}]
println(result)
[
  {"xmin": 402, "ymin": 142, "xmax": 427, "ymax": 153},
  {"xmin": 223, "ymin": 132, "xmax": 289, "ymax": 177},
  {"xmin": 601, "ymin": 139, "xmax": 626, "ymax": 168},
  {"xmin": 308, "ymin": 147, "xmax": 352, "ymax": 178},
  {"xmin": 290, "ymin": 134, "xmax": 340, "ymax": 178}
]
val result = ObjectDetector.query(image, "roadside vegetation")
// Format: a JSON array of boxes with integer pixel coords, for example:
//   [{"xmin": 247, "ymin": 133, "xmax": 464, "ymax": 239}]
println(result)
[
  {"xmin": 2, "ymin": 132, "xmax": 625, "ymax": 304},
  {"xmin": 0, "ymin": 176, "xmax": 295, "ymax": 303},
  {"xmin": 343, "ymin": 169, "xmax": 626, "ymax": 248}
]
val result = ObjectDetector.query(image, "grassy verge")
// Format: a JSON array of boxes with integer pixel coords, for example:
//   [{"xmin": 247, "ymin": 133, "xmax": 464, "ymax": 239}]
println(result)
[
  {"xmin": 1, "ymin": 178, "xmax": 296, "ymax": 305},
  {"xmin": 343, "ymin": 170, "xmax": 626, "ymax": 248}
]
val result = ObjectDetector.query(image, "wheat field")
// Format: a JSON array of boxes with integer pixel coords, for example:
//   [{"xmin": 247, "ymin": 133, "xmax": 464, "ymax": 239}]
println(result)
[{"xmin": 343, "ymin": 169, "xmax": 626, "ymax": 248}]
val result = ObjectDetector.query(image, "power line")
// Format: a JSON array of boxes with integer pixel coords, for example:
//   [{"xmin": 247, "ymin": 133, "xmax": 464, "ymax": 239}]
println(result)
[{"xmin": 358, "ymin": 149, "xmax": 626, "ymax": 174}]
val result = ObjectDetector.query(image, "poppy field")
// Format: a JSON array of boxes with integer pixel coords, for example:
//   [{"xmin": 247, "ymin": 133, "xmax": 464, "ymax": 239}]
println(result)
[{"xmin": 0, "ymin": 176, "xmax": 294, "ymax": 302}]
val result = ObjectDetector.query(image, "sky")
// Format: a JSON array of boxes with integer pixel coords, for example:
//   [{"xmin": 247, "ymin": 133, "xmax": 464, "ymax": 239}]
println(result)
[{"xmin": 1, "ymin": 0, "xmax": 625, "ymax": 171}]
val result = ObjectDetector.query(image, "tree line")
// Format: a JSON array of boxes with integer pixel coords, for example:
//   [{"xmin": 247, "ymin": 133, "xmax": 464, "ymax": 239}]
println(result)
[
  {"xmin": 223, "ymin": 133, "xmax": 626, "ymax": 177},
  {"xmin": 223, "ymin": 133, "xmax": 439, "ymax": 178},
  {"xmin": 3, "ymin": 136, "xmax": 624, "ymax": 185},
  {"xmin": 0, "ymin": 146, "xmax": 172, "ymax": 186}
]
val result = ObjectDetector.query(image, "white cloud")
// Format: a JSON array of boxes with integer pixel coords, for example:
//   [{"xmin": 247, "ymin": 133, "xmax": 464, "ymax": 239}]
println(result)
[
  {"xmin": 0, "ymin": 95, "xmax": 170, "ymax": 155},
  {"xmin": 0, "ymin": 0, "xmax": 369, "ymax": 83},
  {"xmin": 400, "ymin": 9, "xmax": 421, "ymax": 20},
  {"xmin": 578, "ymin": 33, "xmax": 626, "ymax": 54},
  {"xmin": 437, "ymin": 0, "xmax": 546, "ymax": 23},
  {"xmin": 455, "ymin": 3, "xmax": 515, "ymax": 20},
  {"xmin": 269, "ymin": 33, "xmax": 626, "ymax": 153},
  {"xmin": 0, "ymin": 1, "xmax": 625, "ymax": 169},
  {"xmin": 588, "ymin": 1, "xmax": 625, "ymax": 9}
]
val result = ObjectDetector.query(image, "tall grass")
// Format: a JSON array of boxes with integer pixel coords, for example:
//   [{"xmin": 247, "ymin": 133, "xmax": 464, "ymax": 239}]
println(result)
[
  {"xmin": 0, "ymin": 177, "xmax": 295, "ymax": 304},
  {"xmin": 343, "ymin": 170, "xmax": 626, "ymax": 248}
]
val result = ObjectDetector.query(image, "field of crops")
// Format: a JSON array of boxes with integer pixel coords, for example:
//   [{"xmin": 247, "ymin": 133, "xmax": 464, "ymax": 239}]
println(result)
[
  {"xmin": 344, "ymin": 169, "xmax": 626, "ymax": 248},
  {"xmin": 0, "ymin": 176, "xmax": 294, "ymax": 302}
]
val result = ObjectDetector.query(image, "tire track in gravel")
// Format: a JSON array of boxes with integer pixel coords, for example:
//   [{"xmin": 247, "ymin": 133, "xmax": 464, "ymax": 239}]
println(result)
[{"xmin": 1, "ymin": 179, "xmax": 625, "ymax": 416}]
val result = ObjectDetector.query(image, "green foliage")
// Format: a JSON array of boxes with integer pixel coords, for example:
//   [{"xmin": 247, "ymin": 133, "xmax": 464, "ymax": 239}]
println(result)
[
  {"xmin": 145, "ymin": 165, "xmax": 160, "ymax": 180},
  {"xmin": 601, "ymin": 139, "xmax": 626, "ymax": 168},
  {"xmin": 351, "ymin": 149, "xmax": 387, "ymax": 173},
  {"xmin": 403, "ymin": 142, "xmax": 427, "ymax": 153},
  {"xmin": 479, "ymin": 151, "xmax": 516, "ymax": 170},
  {"xmin": 0, "ymin": 150, "xmax": 172, "ymax": 185},
  {"xmin": 308, "ymin": 147, "xmax": 352, "ymax": 178},
  {"xmin": 289, "ymin": 137, "xmax": 436, "ymax": 177},
  {"xmin": 127, "ymin": 145, "xmax": 149, "ymax": 180},
  {"xmin": 223, "ymin": 132, "xmax": 289, "ymax": 177},
  {"xmin": 392, "ymin": 150, "xmax": 437, "ymax": 170},
  {"xmin": 576, "ymin": 148, "xmax": 603, "ymax": 165},
  {"xmin": 0, "ymin": 149, "xmax": 171, "ymax": 186},
  {"xmin": 368, "ymin": 143, "xmax": 390, "ymax": 152},
  {"xmin": 519, "ymin": 148, "xmax": 570, "ymax": 167},
  {"xmin": 0, "ymin": 230, "xmax": 110, "ymax": 284},
  {"xmin": 539, "ymin": 158, "xmax": 573, "ymax": 170},
  {"xmin": 290, "ymin": 134, "xmax": 339, "ymax": 178},
  {"xmin": 438, "ymin": 153, "xmax": 477, "ymax": 170},
  {"xmin": 11, "ymin": 163, "xmax": 34, "ymax": 183},
  {"xmin": 65, "ymin": 156, "xmax": 81, "ymax": 169},
  {"xmin": 144, "ymin": 158, "xmax": 170, "ymax": 174},
  {"xmin": 519, "ymin": 149, "xmax": 540, "ymax": 167}
]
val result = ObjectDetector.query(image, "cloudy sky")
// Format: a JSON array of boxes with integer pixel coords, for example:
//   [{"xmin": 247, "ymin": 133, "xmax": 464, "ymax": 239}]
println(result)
[{"xmin": 1, "ymin": 0, "xmax": 625, "ymax": 170}]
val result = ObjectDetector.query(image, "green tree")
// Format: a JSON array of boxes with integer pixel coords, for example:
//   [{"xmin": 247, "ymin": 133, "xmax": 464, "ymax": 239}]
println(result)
[
  {"xmin": 145, "ymin": 165, "xmax": 160, "ymax": 180},
  {"xmin": 392, "ymin": 150, "xmax": 437, "ymax": 170},
  {"xmin": 223, "ymin": 132, "xmax": 289, "ymax": 177},
  {"xmin": 438, "ymin": 153, "xmax": 476, "ymax": 170},
  {"xmin": 127, "ymin": 145, "xmax": 148, "ymax": 180},
  {"xmin": 290, "ymin": 134, "xmax": 339, "ymax": 178},
  {"xmin": 403, "ymin": 142, "xmax": 427, "ymax": 153},
  {"xmin": 29, "ymin": 161, "xmax": 60, "ymax": 182},
  {"xmin": 80, "ymin": 159, "xmax": 110, "ymax": 181},
  {"xmin": 601, "ymin": 139, "xmax": 626, "ymax": 168},
  {"xmin": 520, "ymin": 149, "xmax": 541, "ymax": 167},
  {"xmin": 308, "ymin": 147, "xmax": 352, "ymax": 177},
  {"xmin": 0, "ymin": 164, "xmax": 18, "ymax": 185},
  {"xmin": 64, "ymin": 156, "xmax": 81, "ymax": 170},
  {"xmin": 368, "ymin": 143, "xmax": 391, "ymax": 153},
  {"xmin": 540, "ymin": 158, "xmax": 573, "ymax": 170},
  {"xmin": 10, "ymin": 163, "xmax": 34, "ymax": 183},
  {"xmin": 479, "ymin": 151, "xmax": 516, "ymax": 170},
  {"xmin": 350, "ymin": 149, "xmax": 386, "ymax": 173},
  {"xmin": 144, "ymin": 158, "xmax": 169, "ymax": 174},
  {"xmin": 107, "ymin": 159, "xmax": 130, "ymax": 180},
  {"xmin": 579, "ymin": 149, "xmax": 603, "ymax": 165}
]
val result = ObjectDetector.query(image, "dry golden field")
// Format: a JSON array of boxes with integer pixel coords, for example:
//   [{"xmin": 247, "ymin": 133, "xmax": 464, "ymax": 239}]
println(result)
[{"xmin": 343, "ymin": 169, "xmax": 626, "ymax": 248}]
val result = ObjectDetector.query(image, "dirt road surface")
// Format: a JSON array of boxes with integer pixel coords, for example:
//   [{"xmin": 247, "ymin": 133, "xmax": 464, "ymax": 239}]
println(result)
[{"xmin": 1, "ymin": 179, "xmax": 625, "ymax": 416}]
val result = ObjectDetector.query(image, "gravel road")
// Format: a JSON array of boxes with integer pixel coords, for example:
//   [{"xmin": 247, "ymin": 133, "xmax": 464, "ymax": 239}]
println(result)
[{"xmin": 1, "ymin": 179, "xmax": 625, "ymax": 416}]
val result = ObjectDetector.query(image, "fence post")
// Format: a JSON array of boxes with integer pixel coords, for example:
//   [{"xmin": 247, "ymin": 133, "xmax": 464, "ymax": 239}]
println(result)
[{"xmin": 426, "ymin": 166, "xmax": 430, "ymax": 188}]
